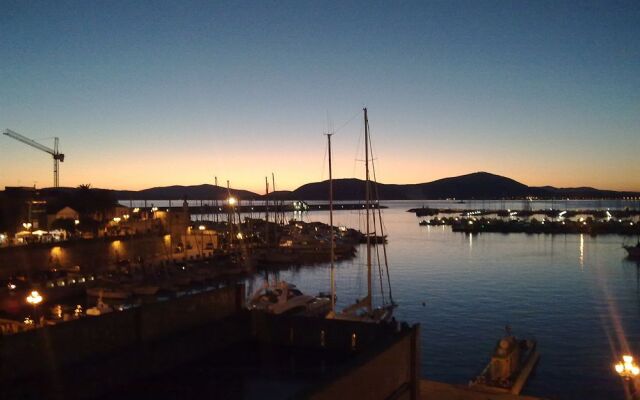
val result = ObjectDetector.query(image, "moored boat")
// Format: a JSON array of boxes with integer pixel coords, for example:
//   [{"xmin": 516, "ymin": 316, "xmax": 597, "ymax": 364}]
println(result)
[
  {"xmin": 327, "ymin": 107, "xmax": 396, "ymax": 324},
  {"xmin": 624, "ymin": 241, "xmax": 640, "ymax": 258},
  {"xmin": 86, "ymin": 286, "xmax": 131, "ymax": 300},
  {"xmin": 469, "ymin": 328, "xmax": 540, "ymax": 395},
  {"xmin": 248, "ymin": 281, "xmax": 330, "ymax": 316},
  {"xmin": 86, "ymin": 296, "xmax": 114, "ymax": 316}
]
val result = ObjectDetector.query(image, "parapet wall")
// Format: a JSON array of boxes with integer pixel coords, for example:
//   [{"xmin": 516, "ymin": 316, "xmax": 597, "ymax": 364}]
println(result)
[{"xmin": 0, "ymin": 284, "xmax": 245, "ymax": 381}]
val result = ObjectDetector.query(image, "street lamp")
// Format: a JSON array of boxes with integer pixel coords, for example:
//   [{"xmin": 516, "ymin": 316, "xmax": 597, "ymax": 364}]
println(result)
[
  {"xmin": 615, "ymin": 354, "xmax": 640, "ymax": 398},
  {"xmin": 22, "ymin": 222, "xmax": 32, "ymax": 230},
  {"xmin": 26, "ymin": 290, "xmax": 43, "ymax": 326},
  {"xmin": 228, "ymin": 197, "xmax": 237, "ymax": 206},
  {"xmin": 615, "ymin": 355, "xmax": 640, "ymax": 378}
]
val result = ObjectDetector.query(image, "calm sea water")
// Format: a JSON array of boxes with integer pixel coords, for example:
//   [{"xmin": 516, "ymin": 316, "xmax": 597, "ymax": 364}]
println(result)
[{"xmin": 241, "ymin": 200, "xmax": 640, "ymax": 400}]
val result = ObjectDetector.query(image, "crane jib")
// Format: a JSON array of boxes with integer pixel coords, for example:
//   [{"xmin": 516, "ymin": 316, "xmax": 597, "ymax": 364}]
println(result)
[{"xmin": 3, "ymin": 128, "xmax": 64, "ymax": 187}]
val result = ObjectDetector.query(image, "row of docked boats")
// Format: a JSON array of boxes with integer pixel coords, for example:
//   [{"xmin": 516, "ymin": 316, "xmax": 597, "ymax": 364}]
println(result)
[
  {"xmin": 254, "ymin": 221, "xmax": 358, "ymax": 265},
  {"xmin": 0, "ymin": 251, "xmax": 252, "ymax": 317},
  {"xmin": 85, "ymin": 254, "xmax": 250, "ymax": 300}
]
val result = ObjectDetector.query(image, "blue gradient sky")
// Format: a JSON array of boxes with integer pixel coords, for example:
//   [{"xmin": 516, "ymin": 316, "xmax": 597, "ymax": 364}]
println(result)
[{"xmin": 1, "ymin": 1, "xmax": 639, "ymax": 192}]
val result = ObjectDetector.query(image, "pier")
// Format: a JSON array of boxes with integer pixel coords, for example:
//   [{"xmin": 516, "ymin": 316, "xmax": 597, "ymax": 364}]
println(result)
[{"xmin": 420, "ymin": 380, "xmax": 547, "ymax": 400}]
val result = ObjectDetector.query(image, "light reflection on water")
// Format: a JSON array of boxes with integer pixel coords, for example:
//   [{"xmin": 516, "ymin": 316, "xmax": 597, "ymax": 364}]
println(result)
[
  {"xmin": 580, "ymin": 233, "xmax": 585, "ymax": 270},
  {"xmin": 245, "ymin": 201, "xmax": 639, "ymax": 399}
]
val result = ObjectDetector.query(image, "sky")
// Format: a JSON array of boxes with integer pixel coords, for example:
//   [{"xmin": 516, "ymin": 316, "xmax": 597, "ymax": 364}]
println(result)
[{"xmin": 1, "ymin": 0, "xmax": 639, "ymax": 193}]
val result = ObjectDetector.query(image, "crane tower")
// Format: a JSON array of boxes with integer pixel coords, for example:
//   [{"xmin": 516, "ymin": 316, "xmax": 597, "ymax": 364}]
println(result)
[{"xmin": 3, "ymin": 129, "xmax": 65, "ymax": 188}]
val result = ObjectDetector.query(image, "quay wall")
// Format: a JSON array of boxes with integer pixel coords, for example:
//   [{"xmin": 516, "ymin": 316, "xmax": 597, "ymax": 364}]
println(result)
[
  {"xmin": 2, "ymin": 305, "xmax": 420, "ymax": 400},
  {"xmin": 0, "ymin": 234, "xmax": 216, "ymax": 278},
  {"xmin": 252, "ymin": 312, "xmax": 400, "ymax": 350},
  {"xmin": 0, "ymin": 284, "xmax": 245, "ymax": 381},
  {"xmin": 138, "ymin": 283, "xmax": 243, "ymax": 341},
  {"xmin": 309, "ymin": 328, "xmax": 419, "ymax": 400},
  {"xmin": 251, "ymin": 313, "xmax": 420, "ymax": 400}
]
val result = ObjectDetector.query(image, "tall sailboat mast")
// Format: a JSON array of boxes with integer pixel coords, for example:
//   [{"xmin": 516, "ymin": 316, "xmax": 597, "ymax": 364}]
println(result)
[
  {"xmin": 214, "ymin": 176, "xmax": 218, "ymax": 223},
  {"xmin": 227, "ymin": 180, "xmax": 233, "ymax": 249},
  {"xmin": 364, "ymin": 107, "xmax": 372, "ymax": 312},
  {"xmin": 327, "ymin": 132, "xmax": 336, "ymax": 313},
  {"xmin": 272, "ymin": 173, "xmax": 279, "ymax": 234},
  {"xmin": 265, "ymin": 177, "xmax": 270, "ymax": 244}
]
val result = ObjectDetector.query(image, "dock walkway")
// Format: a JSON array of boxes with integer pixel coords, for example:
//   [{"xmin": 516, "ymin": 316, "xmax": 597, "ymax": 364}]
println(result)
[{"xmin": 420, "ymin": 380, "xmax": 547, "ymax": 400}]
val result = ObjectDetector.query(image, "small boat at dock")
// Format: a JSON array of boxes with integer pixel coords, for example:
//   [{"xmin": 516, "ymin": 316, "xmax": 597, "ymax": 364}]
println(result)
[
  {"xmin": 248, "ymin": 281, "xmax": 330, "ymax": 316},
  {"xmin": 624, "ymin": 241, "xmax": 640, "ymax": 258},
  {"xmin": 86, "ymin": 295, "xmax": 114, "ymax": 316},
  {"xmin": 86, "ymin": 286, "xmax": 132, "ymax": 300},
  {"xmin": 469, "ymin": 327, "xmax": 539, "ymax": 395}
]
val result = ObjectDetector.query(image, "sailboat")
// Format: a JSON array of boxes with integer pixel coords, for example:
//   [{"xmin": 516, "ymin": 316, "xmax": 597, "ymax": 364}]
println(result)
[{"xmin": 327, "ymin": 107, "xmax": 396, "ymax": 323}]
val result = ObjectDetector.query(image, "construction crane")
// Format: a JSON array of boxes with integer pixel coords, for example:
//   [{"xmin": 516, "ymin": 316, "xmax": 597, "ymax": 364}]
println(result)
[{"xmin": 3, "ymin": 129, "xmax": 65, "ymax": 188}]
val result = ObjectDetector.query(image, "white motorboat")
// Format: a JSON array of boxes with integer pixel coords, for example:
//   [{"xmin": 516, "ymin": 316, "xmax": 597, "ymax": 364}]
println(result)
[{"xmin": 248, "ymin": 281, "xmax": 330, "ymax": 316}]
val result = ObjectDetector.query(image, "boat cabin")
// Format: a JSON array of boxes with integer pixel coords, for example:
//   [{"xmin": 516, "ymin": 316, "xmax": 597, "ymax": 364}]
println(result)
[{"xmin": 490, "ymin": 335, "xmax": 520, "ymax": 382}]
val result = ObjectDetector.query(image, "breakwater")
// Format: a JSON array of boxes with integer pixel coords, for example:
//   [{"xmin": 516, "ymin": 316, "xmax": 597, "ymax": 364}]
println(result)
[
  {"xmin": 409, "ymin": 207, "xmax": 640, "ymax": 218},
  {"xmin": 121, "ymin": 202, "xmax": 386, "ymax": 215},
  {"xmin": 419, "ymin": 216, "xmax": 640, "ymax": 235}
]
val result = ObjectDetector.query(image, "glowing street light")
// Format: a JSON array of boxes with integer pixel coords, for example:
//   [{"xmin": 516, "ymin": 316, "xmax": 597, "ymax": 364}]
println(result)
[
  {"xmin": 22, "ymin": 222, "xmax": 32, "ymax": 230},
  {"xmin": 113, "ymin": 217, "xmax": 121, "ymax": 223},
  {"xmin": 228, "ymin": 197, "xmax": 237, "ymax": 206},
  {"xmin": 74, "ymin": 219, "xmax": 80, "ymax": 225},
  {"xmin": 26, "ymin": 290, "xmax": 43, "ymax": 306},
  {"xmin": 615, "ymin": 355, "xmax": 640, "ymax": 379},
  {"xmin": 123, "ymin": 214, "xmax": 130, "ymax": 220},
  {"xmin": 26, "ymin": 290, "xmax": 43, "ymax": 327},
  {"xmin": 198, "ymin": 225, "xmax": 206, "ymax": 231}
]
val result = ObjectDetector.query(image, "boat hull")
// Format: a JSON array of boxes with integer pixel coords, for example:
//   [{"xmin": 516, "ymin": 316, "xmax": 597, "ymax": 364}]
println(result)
[
  {"xmin": 86, "ymin": 287, "xmax": 131, "ymax": 300},
  {"xmin": 625, "ymin": 246, "xmax": 640, "ymax": 258},
  {"xmin": 470, "ymin": 339, "xmax": 539, "ymax": 395}
]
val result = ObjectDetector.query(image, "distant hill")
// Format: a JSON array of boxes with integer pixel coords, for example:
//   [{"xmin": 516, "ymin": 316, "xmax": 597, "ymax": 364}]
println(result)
[
  {"xmin": 113, "ymin": 184, "xmax": 260, "ymax": 200},
  {"xmin": 405, "ymin": 172, "xmax": 530, "ymax": 200},
  {"xmin": 289, "ymin": 172, "xmax": 535, "ymax": 200},
  {"xmin": 283, "ymin": 172, "xmax": 639, "ymax": 200},
  {"xmin": 16, "ymin": 172, "xmax": 639, "ymax": 201}
]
